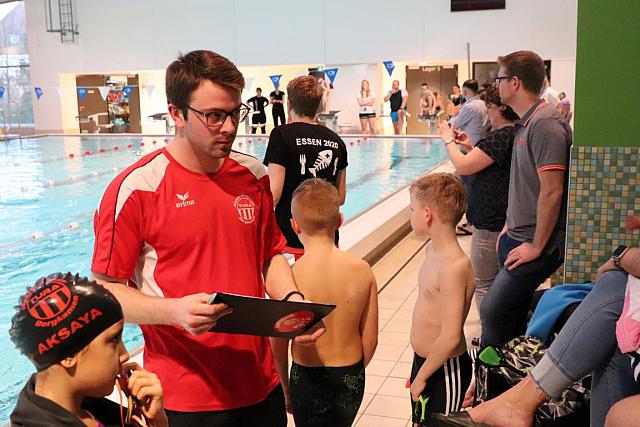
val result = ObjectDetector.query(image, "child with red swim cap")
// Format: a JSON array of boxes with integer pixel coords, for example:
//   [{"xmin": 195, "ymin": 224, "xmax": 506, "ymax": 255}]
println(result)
[{"xmin": 9, "ymin": 272, "xmax": 168, "ymax": 427}]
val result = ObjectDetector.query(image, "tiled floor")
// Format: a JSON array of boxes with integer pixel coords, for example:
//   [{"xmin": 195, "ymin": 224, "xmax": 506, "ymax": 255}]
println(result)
[{"xmin": 287, "ymin": 231, "xmax": 479, "ymax": 426}]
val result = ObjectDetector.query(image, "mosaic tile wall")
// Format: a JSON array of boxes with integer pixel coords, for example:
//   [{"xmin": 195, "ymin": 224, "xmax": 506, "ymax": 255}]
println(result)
[{"xmin": 564, "ymin": 146, "xmax": 639, "ymax": 283}]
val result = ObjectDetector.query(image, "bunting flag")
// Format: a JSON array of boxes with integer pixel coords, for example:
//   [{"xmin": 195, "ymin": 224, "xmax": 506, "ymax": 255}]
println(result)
[
  {"xmin": 383, "ymin": 60, "xmax": 395, "ymax": 76},
  {"xmin": 98, "ymin": 86, "xmax": 110, "ymax": 101},
  {"xmin": 122, "ymin": 86, "xmax": 133, "ymax": 97},
  {"xmin": 0, "ymin": 86, "xmax": 4, "ymax": 98},
  {"xmin": 34, "ymin": 87, "xmax": 44, "ymax": 100},
  {"xmin": 144, "ymin": 84, "xmax": 155, "ymax": 98},
  {"xmin": 244, "ymin": 77, "xmax": 254, "ymax": 92},
  {"xmin": 324, "ymin": 68, "xmax": 338, "ymax": 85},
  {"xmin": 351, "ymin": 64, "xmax": 369, "ymax": 77},
  {"xmin": 54, "ymin": 87, "xmax": 64, "ymax": 99},
  {"xmin": 77, "ymin": 87, "xmax": 88, "ymax": 100},
  {"xmin": 269, "ymin": 75, "xmax": 282, "ymax": 89}
]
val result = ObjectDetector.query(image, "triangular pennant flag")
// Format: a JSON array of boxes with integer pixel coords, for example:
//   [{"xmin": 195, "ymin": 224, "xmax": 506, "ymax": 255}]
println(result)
[
  {"xmin": 0, "ymin": 86, "xmax": 4, "ymax": 99},
  {"xmin": 269, "ymin": 75, "xmax": 282, "ymax": 89},
  {"xmin": 34, "ymin": 87, "xmax": 44, "ymax": 100},
  {"xmin": 383, "ymin": 60, "xmax": 395, "ymax": 76},
  {"xmin": 54, "ymin": 87, "xmax": 64, "ymax": 99},
  {"xmin": 351, "ymin": 64, "xmax": 368, "ymax": 77},
  {"xmin": 324, "ymin": 68, "xmax": 338, "ymax": 85},
  {"xmin": 144, "ymin": 84, "xmax": 155, "ymax": 98},
  {"xmin": 77, "ymin": 87, "xmax": 88, "ymax": 100},
  {"xmin": 98, "ymin": 86, "xmax": 110, "ymax": 101},
  {"xmin": 122, "ymin": 86, "xmax": 133, "ymax": 97},
  {"xmin": 244, "ymin": 77, "xmax": 254, "ymax": 92}
]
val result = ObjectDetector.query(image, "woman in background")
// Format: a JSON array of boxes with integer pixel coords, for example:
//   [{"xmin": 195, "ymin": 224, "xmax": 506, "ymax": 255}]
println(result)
[{"xmin": 357, "ymin": 80, "xmax": 377, "ymax": 134}]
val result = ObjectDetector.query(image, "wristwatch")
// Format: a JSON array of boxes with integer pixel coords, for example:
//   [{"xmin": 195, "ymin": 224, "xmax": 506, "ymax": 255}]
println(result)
[{"xmin": 611, "ymin": 245, "xmax": 629, "ymax": 269}]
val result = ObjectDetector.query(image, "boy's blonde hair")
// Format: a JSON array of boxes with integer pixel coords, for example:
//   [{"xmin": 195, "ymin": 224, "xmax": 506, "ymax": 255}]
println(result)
[
  {"xmin": 409, "ymin": 173, "xmax": 467, "ymax": 225},
  {"xmin": 291, "ymin": 178, "xmax": 340, "ymax": 237}
]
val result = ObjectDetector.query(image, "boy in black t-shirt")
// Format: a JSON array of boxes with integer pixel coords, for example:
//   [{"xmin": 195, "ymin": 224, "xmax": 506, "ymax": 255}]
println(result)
[
  {"xmin": 247, "ymin": 87, "xmax": 269, "ymax": 134},
  {"xmin": 270, "ymin": 84, "xmax": 286, "ymax": 127},
  {"xmin": 263, "ymin": 76, "xmax": 348, "ymax": 259}
]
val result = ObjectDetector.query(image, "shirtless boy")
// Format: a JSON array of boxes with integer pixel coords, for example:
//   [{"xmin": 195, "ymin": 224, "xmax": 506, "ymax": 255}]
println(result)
[
  {"xmin": 273, "ymin": 178, "xmax": 378, "ymax": 427},
  {"xmin": 408, "ymin": 173, "xmax": 475, "ymax": 425}
]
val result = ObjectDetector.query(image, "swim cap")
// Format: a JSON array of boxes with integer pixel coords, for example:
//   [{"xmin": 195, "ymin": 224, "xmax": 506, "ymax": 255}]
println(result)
[{"xmin": 9, "ymin": 273, "xmax": 123, "ymax": 371}]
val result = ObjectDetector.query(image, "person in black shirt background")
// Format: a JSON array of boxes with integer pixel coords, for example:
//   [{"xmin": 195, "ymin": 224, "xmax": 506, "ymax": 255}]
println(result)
[
  {"xmin": 438, "ymin": 84, "xmax": 517, "ymax": 312},
  {"xmin": 270, "ymin": 84, "xmax": 286, "ymax": 127},
  {"xmin": 247, "ymin": 87, "xmax": 269, "ymax": 134},
  {"xmin": 264, "ymin": 76, "xmax": 347, "ymax": 259}
]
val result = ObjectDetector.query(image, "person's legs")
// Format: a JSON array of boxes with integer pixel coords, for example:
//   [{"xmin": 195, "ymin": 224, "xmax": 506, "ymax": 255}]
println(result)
[
  {"xmin": 368, "ymin": 116, "xmax": 377, "ymax": 134},
  {"xmin": 360, "ymin": 117, "xmax": 368, "ymax": 133},
  {"xmin": 605, "ymin": 395, "xmax": 640, "ymax": 427},
  {"xmin": 480, "ymin": 235, "xmax": 563, "ymax": 346},
  {"xmin": 469, "ymin": 228, "xmax": 501, "ymax": 313}
]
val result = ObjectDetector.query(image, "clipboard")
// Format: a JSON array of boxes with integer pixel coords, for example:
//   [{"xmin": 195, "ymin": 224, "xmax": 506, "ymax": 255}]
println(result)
[{"xmin": 208, "ymin": 292, "xmax": 335, "ymax": 338}]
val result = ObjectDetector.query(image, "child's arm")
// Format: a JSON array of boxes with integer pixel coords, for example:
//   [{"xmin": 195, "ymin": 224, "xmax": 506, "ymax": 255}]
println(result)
[
  {"xmin": 410, "ymin": 261, "xmax": 471, "ymax": 401},
  {"xmin": 359, "ymin": 271, "xmax": 379, "ymax": 367},
  {"xmin": 270, "ymin": 337, "xmax": 292, "ymax": 413}
]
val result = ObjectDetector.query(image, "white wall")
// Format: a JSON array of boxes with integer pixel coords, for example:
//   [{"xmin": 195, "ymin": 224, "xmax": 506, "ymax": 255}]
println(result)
[{"xmin": 24, "ymin": 0, "xmax": 577, "ymax": 132}]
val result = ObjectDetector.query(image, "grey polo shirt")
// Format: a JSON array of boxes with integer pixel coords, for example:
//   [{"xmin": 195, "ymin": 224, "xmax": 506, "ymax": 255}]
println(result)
[
  {"xmin": 506, "ymin": 99, "xmax": 573, "ymax": 253},
  {"xmin": 451, "ymin": 95, "xmax": 488, "ymax": 146}
]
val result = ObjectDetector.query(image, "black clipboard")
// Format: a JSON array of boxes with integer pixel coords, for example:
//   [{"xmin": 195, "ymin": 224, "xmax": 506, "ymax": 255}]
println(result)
[{"xmin": 208, "ymin": 292, "xmax": 335, "ymax": 338}]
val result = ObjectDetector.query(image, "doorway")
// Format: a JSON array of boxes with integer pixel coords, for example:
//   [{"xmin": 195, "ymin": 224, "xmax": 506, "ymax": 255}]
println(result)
[{"xmin": 406, "ymin": 65, "xmax": 458, "ymax": 135}]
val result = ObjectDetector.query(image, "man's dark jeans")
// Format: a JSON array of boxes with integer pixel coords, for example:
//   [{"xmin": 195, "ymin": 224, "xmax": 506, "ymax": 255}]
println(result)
[{"xmin": 480, "ymin": 233, "xmax": 563, "ymax": 346}]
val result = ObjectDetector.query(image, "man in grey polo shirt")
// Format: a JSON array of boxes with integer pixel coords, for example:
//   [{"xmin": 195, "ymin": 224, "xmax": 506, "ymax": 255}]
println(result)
[{"xmin": 479, "ymin": 50, "xmax": 572, "ymax": 346}]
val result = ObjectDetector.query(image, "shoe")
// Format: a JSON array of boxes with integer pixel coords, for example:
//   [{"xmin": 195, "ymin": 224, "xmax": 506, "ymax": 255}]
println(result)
[{"xmin": 428, "ymin": 411, "xmax": 494, "ymax": 427}]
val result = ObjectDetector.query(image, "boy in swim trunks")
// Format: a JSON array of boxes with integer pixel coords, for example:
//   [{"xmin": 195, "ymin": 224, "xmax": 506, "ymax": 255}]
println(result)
[
  {"xmin": 10, "ymin": 273, "xmax": 168, "ymax": 427},
  {"xmin": 271, "ymin": 178, "xmax": 379, "ymax": 427},
  {"xmin": 407, "ymin": 173, "xmax": 475, "ymax": 425}
]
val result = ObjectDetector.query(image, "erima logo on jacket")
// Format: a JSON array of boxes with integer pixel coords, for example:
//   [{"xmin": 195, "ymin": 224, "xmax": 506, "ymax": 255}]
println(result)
[{"xmin": 175, "ymin": 192, "xmax": 196, "ymax": 208}]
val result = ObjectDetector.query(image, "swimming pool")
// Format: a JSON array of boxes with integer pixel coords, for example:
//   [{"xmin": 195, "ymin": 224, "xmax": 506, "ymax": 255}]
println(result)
[{"xmin": 0, "ymin": 134, "xmax": 446, "ymax": 421}]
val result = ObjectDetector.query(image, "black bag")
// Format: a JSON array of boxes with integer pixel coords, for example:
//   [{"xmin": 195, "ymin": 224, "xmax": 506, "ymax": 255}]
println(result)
[{"xmin": 475, "ymin": 336, "xmax": 590, "ymax": 426}]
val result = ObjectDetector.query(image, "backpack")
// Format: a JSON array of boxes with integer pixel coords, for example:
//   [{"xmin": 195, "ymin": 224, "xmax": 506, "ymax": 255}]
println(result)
[{"xmin": 475, "ymin": 336, "xmax": 590, "ymax": 426}]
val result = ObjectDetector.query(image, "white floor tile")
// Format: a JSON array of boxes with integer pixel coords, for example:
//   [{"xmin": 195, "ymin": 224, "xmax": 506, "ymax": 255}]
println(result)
[
  {"xmin": 390, "ymin": 361, "xmax": 412, "ymax": 379},
  {"xmin": 356, "ymin": 414, "xmax": 409, "ymax": 427},
  {"xmin": 378, "ymin": 376, "xmax": 410, "ymax": 398},
  {"xmin": 382, "ymin": 319, "xmax": 413, "ymax": 333},
  {"xmin": 371, "ymin": 344, "xmax": 407, "ymax": 361},
  {"xmin": 399, "ymin": 346, "xmax": 414, "ymax": 362},
  {"xmin": 379, "ymin": 308, "xmax": 397, "ymax": 320},
  {"xmin": 366, "ymin": 359, "xmax": 396, "ymax": 376},
  {"xmin": 379, "ymin": 331, "xmax": 411, "ymax": 346},
  {"xmin": 365, "ymin": 374, "xmax": 386, "ymax": 394},
  {"xmin": 364, "ymin": 395, "xmax": 411, "ymax": 419}
]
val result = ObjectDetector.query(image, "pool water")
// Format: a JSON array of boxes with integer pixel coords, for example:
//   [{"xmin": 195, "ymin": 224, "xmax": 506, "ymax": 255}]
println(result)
[{"xmin": 0, "ymin": 134, "xmax": 446, "ymax": 421}]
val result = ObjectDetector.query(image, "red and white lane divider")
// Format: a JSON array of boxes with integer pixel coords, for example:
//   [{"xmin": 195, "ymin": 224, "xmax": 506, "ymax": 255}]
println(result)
[{"xmin": 12, "ymin": 139, "xmax": 169, "ymax": 166}]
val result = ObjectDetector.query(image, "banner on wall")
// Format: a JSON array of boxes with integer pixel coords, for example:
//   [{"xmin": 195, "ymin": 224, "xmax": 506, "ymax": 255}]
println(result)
[
  {"xmin": 77, "ymin": 87, "xmax": 88, "ymax": 100},
  {"xmin": 0, "ymin": 86, "xmax": 4, "ymax": 99},
  {"xmin": 269, "ymin": 75, "xmax": 282, "ymax": 89},
  {"xmin": 383, "ymin": 61, "xmax": 395, "ymax": 76},
  {"xmin": 351, "ymin": 64, "xmax": 368, "ymax": 77},
  {"xmin": 324, "ymin": 68, "xmax": 338, "ymax": 85},
  {"xmin": 34, "ymin": 87, "xmax": 43, "ymax": 100},
  {"xmin": 122, "ymin": 86, "xmax": 133, "ymax": 97},
  {"xmin": 98, "ymin": 86, "xmax": 110, "ymax": 101}
]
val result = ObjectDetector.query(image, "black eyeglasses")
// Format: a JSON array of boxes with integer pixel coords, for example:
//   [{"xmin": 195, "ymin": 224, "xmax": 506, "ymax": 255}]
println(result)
[
  {"xmin": 185, "ymin": 104, "xmax": 251, "ymax": 126},
  {"xmin": 494, "ymin": 75, "xmax": 514, "ymax": 85}
]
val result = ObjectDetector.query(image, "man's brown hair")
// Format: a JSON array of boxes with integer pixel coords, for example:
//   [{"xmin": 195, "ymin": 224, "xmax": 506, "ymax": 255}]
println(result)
[
  {"xmin": 287, "ymin": 76, "xmax": 323, "ymax": 118},
  {"xmin": 410, "ymin": 173, "xmax": 466, "ymax": 225},
  {"xmin": 497, "ymin": 50, "xmax": 546, "ymax": 95},
  {"xmin": 291, "ymin": 178, "xmax": 340, "ymax": 237},
  {"xmin": 166, "ymin": 50, "xmax": 245, "ymax": 119}
]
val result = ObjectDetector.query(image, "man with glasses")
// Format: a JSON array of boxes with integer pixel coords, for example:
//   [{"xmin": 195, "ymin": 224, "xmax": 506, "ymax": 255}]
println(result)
[
  {"xmin": 479, "ymin": 50, "xmax": 573, "ymax": 347},
  {"xmin": 91, "ymin": 50, "xmax": 322, "ymax": 427}
]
